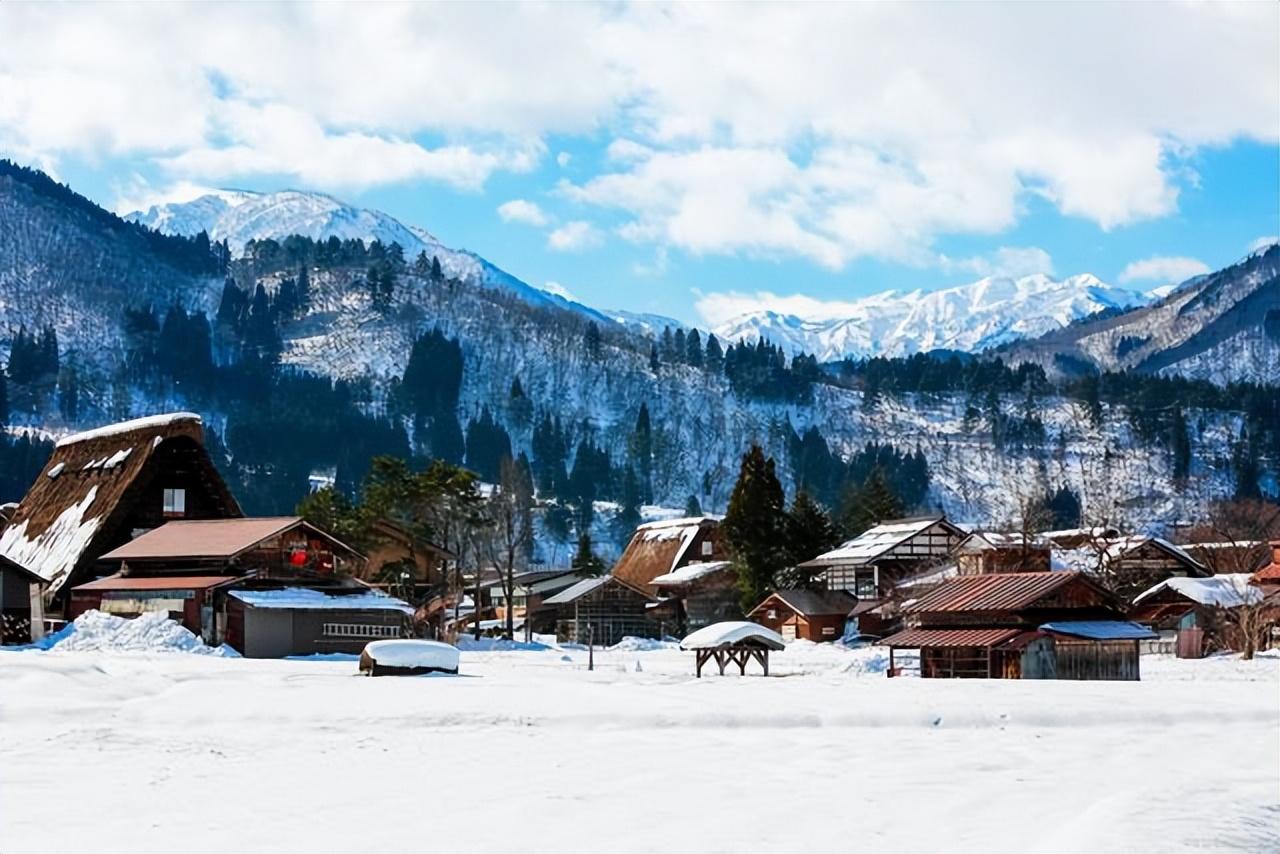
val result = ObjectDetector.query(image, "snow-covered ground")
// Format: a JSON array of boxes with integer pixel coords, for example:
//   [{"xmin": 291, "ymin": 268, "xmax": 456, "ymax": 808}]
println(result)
[{"xmin": 2, "ymin": 638, "xmax": 1276, "ymax": 853}]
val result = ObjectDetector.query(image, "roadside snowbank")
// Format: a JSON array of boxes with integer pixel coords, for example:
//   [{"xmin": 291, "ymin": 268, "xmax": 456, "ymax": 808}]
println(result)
[{"xmin": 38, "ymin": 610, "xmax": 236, "ymax": 656}]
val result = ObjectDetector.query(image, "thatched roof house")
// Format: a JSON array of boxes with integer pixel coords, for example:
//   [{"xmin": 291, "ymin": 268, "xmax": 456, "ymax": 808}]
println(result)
[
  {"xmin": 612, "ymin": 516, "xmax": 726, "ymax": 592},
  {"xmin": 0, "ymin": 413, "xmax": 241, "ymax": 601}
]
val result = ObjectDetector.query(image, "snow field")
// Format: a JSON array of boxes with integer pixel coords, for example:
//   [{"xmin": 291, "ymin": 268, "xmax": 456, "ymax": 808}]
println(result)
[{"xmin": 0, "ymin": 641, "xmax": 1276, "ymax": 853}]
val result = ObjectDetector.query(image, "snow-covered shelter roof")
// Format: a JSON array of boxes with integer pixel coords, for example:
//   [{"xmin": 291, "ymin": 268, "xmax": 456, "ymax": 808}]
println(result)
[
  {"xmin": 1133, "ymin": 574, "xmax": 1263, "ymax": 608},
  {"xmin": 650, "ymin": 560, "xmax": 734, "ymax": 587},
  {"xmin": 0, "ymin": 413, "xmax": 241, "ymax": 594},
  {"xmin": 680, "ymin": 621, "xmax": 786, "ymax": 651},
  {"xmin": 612, "ymin": 516, "xmax": 724, "ymax": 590},
  {"xmin": 798, "ymin": 516, "xmax": 965, "ymax": 568},
  {"xmin": 229, "ymin": 587, "xmax": 412, "ymax": 613},
  {"xmin": 1039, "ymin": 621, "xmax": 1157, "ymax": 640}
]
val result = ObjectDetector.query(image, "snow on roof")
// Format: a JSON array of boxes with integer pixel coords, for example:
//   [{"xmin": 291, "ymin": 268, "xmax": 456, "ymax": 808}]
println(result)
[
  {"xmin": 542, "ymin": 576, "xmax": 613, "ymax": 605},
  {"xmin": 680, "ymin": 620, "xmax": 786, "ymax": 651},
  {"xmin": 650, "ymin": 560, "xmax": 734, "ymax": 587},
  {"xmin": 636, "ymin": 515, "xmax": 721, "ymax": 532},
  {"xmin": 1053, "ymin": 536, "xmax": 1208, "ymax": 575},
  {"xmin": 0, "ymin": 485, "xmax": 103, "ymax": 589},
  {"xmin": 1133, "ymin": 575, "xmax": 1262, "ymax": 608},
  {"xmin": 960, "ymin": 531, "xmax": 1051, "ymax": 551},
  {"xmin": 1040, "ymin": 621, "xmax": 1157, "ymax": 641},
  {"xmin": 55, "ymin": 412, "xmax": 202, "ymax": 448},
  {"xmin": 801, "ymin": 516, "xmax": 950, "ymax": 567},
  {"xmin": 229, "ymin": 587, "xmax": 413, "ymax": 613}
]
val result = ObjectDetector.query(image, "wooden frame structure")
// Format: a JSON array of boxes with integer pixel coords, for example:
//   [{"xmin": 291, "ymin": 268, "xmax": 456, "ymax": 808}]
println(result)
[{"xmin": 693, "ymin": 643, "xmax": 771, "ymax": 677}]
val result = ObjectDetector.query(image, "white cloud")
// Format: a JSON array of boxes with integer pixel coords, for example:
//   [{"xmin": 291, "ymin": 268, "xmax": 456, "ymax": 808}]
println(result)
[
  {"xmin": 1118, "ymin": 255, "xmax": 1211, "ymax": 285},
  {"xmin": 1248, "ymin": 235, "xmax": 1278, "ymax": 254},
  {"xmin": 556, "ymin": 151, "xmax": 571, "ymax": 168},
  {"xmin": 110, "ymin": 177, "xmax": 221, "ymax": 215},
  {"xmin": 497, "ymin": 199, "xmax": 550, "ymax": 227},
  {"xmin": 538, "ymin": 280, "xmax": 577, "ymax": 301},
  {"xmin": 0, "ymin": 3, "xmax": 1275, "ymax": 261},
  {"xmin": 940, "ymin": 246, "xmax": 1055, "ymax": 279},
  {"xmin": 547, "ymin": 221, "xmax": 602, "ymax": 252}
]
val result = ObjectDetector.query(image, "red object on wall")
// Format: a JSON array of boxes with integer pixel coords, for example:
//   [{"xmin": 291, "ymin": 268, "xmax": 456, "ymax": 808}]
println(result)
[{"xmin": 289, "ymin": 549, "xmax": 307, "ymax": 566}]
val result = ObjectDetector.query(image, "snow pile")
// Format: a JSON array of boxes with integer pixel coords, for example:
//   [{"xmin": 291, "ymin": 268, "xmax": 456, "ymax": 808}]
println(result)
[
  {"xmin": 362, "ymin": 639, "xmax": 459, "ymax": 672},
  {"xmin": 43, "ymin": 610, "xmax": 234, "ymax": 656},
  {"xmin": 455, "ymin": 636, "xmax": 550, "ymax": 652},
  {"xmin": 610, "ymin": 637, "xmax": 679, "ymax": 652}
]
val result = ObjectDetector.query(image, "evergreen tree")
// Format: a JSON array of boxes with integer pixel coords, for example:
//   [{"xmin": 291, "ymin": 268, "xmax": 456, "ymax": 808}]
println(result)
[
  {"xmin": 430, "ymin": 256, "xmax": 443, "ymax": 282},
  {"xmin": 1170, "ymin": 405, "xmax": 1191, "ymax": 484},
  {"xmin": 673, "ymin": 328, "xmax": 687, "ymax": 364},
  {"xmin": 631, "ymin": 402, "xmax": 653, "ymax": 503},
  {"xmin": 704, "ymin": 334, "xmax": 724, "ymax": 374},
  {"xmin": 0, "ymin": 366, "xmax": 8, "ymax": 426},
  {"xmin": 840, "ymin": 466, "xmax": 905, "ymax": 536},
  {"xmin": 57, "ymin": 365, "xmax": 80, "ymax": 421},
  {"xmin": 571, "ymin": 532, "xmax": 606, "ymax": 576},
  {"xmin": 785, "ymin": 490, "xmax": 840, "ymax": 569},
  {"xmin": 722, "ymin": 444, "xmax": 788, "ymax": 610},
  {"xmin": 464, "ymin": 407, "xmax": 512, "ymax": 482},
  {"xmin": 685, "ymin": 328, "xmax": 703, "ymax": 368},
  {"xmin": 660, "ymin": 326, "xmax": 676, "ymax": 362},
  {"xmin": 296, "ymin": 264, "xmax": 311, "ymax": 310},
  {"xmin": 684, "ymin": 494, "xmax": 702, "ymax": 516},
  {"xmin": 583, "ymin": 321, "xmax": 602, "ymax": 359},
  {"xmin": 649, "ymin": 341, "xmax": 660, "ymax": 373}
]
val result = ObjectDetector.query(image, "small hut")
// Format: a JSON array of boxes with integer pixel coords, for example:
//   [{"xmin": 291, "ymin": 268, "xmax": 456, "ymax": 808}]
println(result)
[
  {"xmin": 0, "ymin": 554, "xmax": 48, "ymax": 644},
  {"xmin": 748, "ymin": 589, "xmax": 857, "ymax": 642},
  {"xmin": 680, "ymin": 621, "xmax": 785, "ymax": 677},
  {"xmin": 541, "ymin": 575, "xmax": 656, "ymax": 646}
]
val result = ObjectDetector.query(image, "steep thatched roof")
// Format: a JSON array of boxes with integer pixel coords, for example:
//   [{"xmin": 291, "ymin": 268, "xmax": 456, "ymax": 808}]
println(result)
[
  {"xmin": 0, "ymin": 413, "xmax": 241, "ymax": 594},
  {"xmin": 612, "ymin": 516, "xmax": 723, "ymax": 590}
]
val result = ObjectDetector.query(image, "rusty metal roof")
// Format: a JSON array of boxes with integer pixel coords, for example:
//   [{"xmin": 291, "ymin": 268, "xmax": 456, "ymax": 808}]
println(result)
[
  {"xmin": 879, "ymin": 627, "xmax": 1021, "ymax": 648},
  {"xmin": 71, "ymin": 574, "xmax": 239, "ymax": 592},
  {"xmin": 100, "ymin": 517, "xmax": 333, "ymax": 562},
  {"xmin": 902, "ymin": 571, "xmax": 1084, "ymax": 613}
]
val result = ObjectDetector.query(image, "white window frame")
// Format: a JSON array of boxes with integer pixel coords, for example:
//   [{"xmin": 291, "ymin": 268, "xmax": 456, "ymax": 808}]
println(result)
[
  {"xmin": 322, "ymin": 622, "xmax": 400, "ymax": 639},
  {"xmin": 700, "ymin": 541, "xmax": 714, "ymax": 556},
  {"xmin": 162, "ymin": 487, "xmax": 186, "ymax": 516}
]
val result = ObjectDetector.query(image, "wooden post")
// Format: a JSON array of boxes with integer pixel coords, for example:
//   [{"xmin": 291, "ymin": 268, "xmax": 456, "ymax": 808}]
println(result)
[{"xmin": 588, "ymin": 623, "xmax": 594, "ymax": 672}]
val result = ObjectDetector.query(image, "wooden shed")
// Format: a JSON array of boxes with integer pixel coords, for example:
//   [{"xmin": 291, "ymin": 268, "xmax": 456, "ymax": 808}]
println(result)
[
  {"xmin": 0, "ymin": 554, "xmax": 47, "ymax": 644},
  {"xmin": 880, "ymin": 572, "xmax": 1152, "ymax": 680},
  {"xmin": 799, "ymin": 515, "xmax": 966, "ymax": 598},
  {"xmin": 0, "ymin": 413, "xmax": 241, "ymax": 610},
  {"xmin": 541, "ymin": 575, "xmax": 656, "ymax": 646},
  {"xmin": 749, "ymin": 589, "xmax": 858, "ymax": 642},
  {"xmin": 225, "ymin": 587, "xmax": 412, "ymax": 658}
]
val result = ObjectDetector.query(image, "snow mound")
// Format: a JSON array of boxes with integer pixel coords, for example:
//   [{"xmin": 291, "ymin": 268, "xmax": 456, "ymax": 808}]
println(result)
[
  {"xmin": 362, "ymin": 640, "xmax": 460, "ymax": 672},
  {"xmin": 43, "ymin": 610, "xmax": 235, "ymax": 656},
  {"xmin": 609, "ymin": 636, "xmax": 679, "ymax": 652},
  {"xmin": 455, "ymin": 636, "xmax": 550, "ymax": 652}
]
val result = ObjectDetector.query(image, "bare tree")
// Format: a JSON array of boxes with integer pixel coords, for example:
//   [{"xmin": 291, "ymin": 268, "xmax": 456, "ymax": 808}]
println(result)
[{"xmin": 485, "ymin": 458, "xmax": 535, "ymax": 640}]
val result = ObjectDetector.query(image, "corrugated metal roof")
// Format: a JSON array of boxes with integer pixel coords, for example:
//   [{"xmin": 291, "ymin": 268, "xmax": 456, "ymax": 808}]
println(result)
[
  {"xmin": 100, "ymin": 517, "xmax": 352, "ymax": 562},
  {"xmin": 542, "ymin": 576, "xmax": 612, "ymax": 605},
  {"xmin": 902, "ymin": 572, "xmax": 1083, "ymax": 613},
  {"xmin": 1040, "ymin": 621, "xmax": 1157, "ymax": 640},
  {"xmin": 879, "ymin": 627, "xmax": 1021, "ymax": 648},
  {"xmin": 72, "ymin": 574, "xmax": 238, "ymax": 592}
]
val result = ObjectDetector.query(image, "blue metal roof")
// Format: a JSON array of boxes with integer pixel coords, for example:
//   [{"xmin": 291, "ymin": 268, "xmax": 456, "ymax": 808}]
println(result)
[{"xmin": 1040, "ymin": 620, "xmax": 1157, "ymax": 640}]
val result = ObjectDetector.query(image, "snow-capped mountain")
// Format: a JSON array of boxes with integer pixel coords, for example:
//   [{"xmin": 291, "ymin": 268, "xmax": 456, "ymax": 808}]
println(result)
[
  {"xmin": 714, "ymin": 274, "xmax": 1149, "ymax": 362},
  {"xmin": 126, "ymin": 189, "xmax": 600, "ymax": 319}
]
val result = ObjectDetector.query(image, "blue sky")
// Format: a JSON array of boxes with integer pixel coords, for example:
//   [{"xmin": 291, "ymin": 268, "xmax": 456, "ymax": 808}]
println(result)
[{"xmin": 3, "ymin": 3, "xmax": 1277, "ymax": 327}]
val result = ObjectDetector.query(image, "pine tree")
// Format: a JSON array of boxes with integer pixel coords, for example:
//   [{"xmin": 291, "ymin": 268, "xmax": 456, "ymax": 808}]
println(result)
[
  {"xmin": 430, "ymin": 256, "xmax": 443, "ymax": 282},
  {"xmin": 583, "ymin": 322, "xmax": 602, "ymax": 359},
  {"xmin": 632, "ymin": 403, "xmax": 653, "ymax": 503},
  {"xmin": 684, "ymin": 494, "xmax": 702, "ymax": 516},
  {"xmin": 722, "ymin": 444, "xmax": 788, "ymax": 610},
  {"xmin": 704, "ymin": 334, "xmax": 724, "ymax": 374},
  {"xmin": 785, "ymin": 490, "xmax": 840, "ymax": 569},
  {"xmin": 673, "ymin": 328, "xmax": 687, "ymax": 364},
  {"xmin": 649, "ymin": 342, "xmax": 660, "ymax": 373},
  {"xmin": 685, "ymin": 328, "xmax": 703, "ymax": 368},
  {"xmin": 0, "ymin": 366, "xmax": 8, "ymax": 427},
  {"xmin": 840, "ymin": 466, "xmax": 904, "ymax": 536},
  {"xmin": 571, "ymin": 532, "xmax": 607, "ymax": 576},
  {"xmin": 1170, "ymin": 405, "xmax": 1191, "ymax": 484}
]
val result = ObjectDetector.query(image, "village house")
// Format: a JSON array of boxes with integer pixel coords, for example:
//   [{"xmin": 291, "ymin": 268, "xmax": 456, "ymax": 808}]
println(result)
[
  {"xmin": 488, "ymin": 568, "xmax": 594, "ymax": 628},
  {"xmin": 359, "ymin": 517, "xmax": 455, "ymax": 588},
  {"xmin": 0, "ymin": 413, "xmax": 242, "ymax": 612},
  {"xmin": 798, "ymin": 515, "xmax": 967, "ymax": 598},
  {"xmin": 0, "ymin": 554, "xmax": 47, "ymax": 643},
  {"xmin": 1132, "ymin": 574, "xmax": 1267, "ymax": 658},
  {"xmin": 954, "ymin": 532, "xmax": 1052, "ymax": 575},
  {"xmin": 649, "ymin": 560, "xmax": 738, "ymax": 634},
  {"xmin": 612, "ymin": 516, "xmax": 727, "ymax": 592},
  {"xmin": 540, "ymin": 575, "xmax": 658, "ymax": 646},
  {"xmin": 748, "ymin": 589, "xmax": 858, "ymax": 642},
  {"xmin": 1250, "ymin": 540, "xmax": 1280, "ymax": 596},
  {"xmin": 1055, "ymin": 535, "xmax": 1210, "ymax": 601},
  {"xmin": 70, "ymin": 515, "xmax": 368, "ymax": 644},
  {"xmin": 880, "ymin": 572, "xmax": 1154, "ymax": 680},
  {"xmin": 225, "ymin": 587, "xmax": 412, "ymax": 658}
]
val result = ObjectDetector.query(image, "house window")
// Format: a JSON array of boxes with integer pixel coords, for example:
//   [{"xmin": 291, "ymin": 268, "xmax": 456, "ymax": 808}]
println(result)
[
  {"xmin": 701, "ymin": 541, "xmax": 713, "ymax": 556},
  {"xmin": 821, "ymin": 626, "xmax": 836, "ymax": 637},
  {"xmin": 854, "ymin": 569, "xmax": 877, "ymax": 599},
  {"xmin": 322, "ymin": 623, "xmax": 400, "ymax": 639},
  {"xmin": 162, "ymin": 488, "xmax": 186, "ymax": 517}
]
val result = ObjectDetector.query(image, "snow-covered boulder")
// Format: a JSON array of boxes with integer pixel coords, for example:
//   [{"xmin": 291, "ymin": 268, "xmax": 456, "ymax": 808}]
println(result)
[
  {"xmin": 680, "ymin": 621, "xmax": 786, "ymax": 651},
  {"xmin": 359, "ymin": 640, "xmax": 459, "ymax": 676}
]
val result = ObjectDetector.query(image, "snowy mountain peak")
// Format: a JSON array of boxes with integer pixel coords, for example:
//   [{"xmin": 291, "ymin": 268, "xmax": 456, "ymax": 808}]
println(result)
[{"xmin": 713, "ymin": 272, "xmax": 1149, "ymax": 361}]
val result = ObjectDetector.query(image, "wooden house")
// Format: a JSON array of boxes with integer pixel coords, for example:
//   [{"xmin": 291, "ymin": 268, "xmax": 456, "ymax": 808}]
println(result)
[
  {"xmin": 490, "ymin": 568, "xmax": 594, "ymax": 627},
  {"xmin": 612, "ymin": 516, "xmax": 727, "ymax": 593},
  {"xmin": 71, "ymin": 516, "xmax": 368, "ymax": 649},
  {"xmin": 748, "ymin": 589, "xmax": 858, "ymax": 642},
  {"xmin": 649, "ymin": 560, "xmax": 739, "ymax": 634},
  {"xmin": 1132, "ymin": 574, "xmax": 1264, "ymax": 658},
  {"xmin": 224, "ymin": 587, "xmax": 411, "ymax": 658},
  {"xmin": 880, "ymin": 572, "xmax": 1153, "ymax": 680},
  {"xmin": 1250, "ymin": 540, "xmax": 1280, "ymax": 596},
  {"xmin": 798, "ymin": 515, "xmax": 967, "ymax": 598},
  {"xmin": 954, "ymin": 532, "xmax": 1051, "ymax": 575},
  {"xmin": 540, "ymin": 575, "xmax": 656, "ymax": 646},
  {"xmin": 359, "ymin": 517, "xmax": 455, "ymax": 586},
  {"xmin": 0, "ymin": 413, "xmax": 241, "ymax": 611},
  {"xmin": 1056, "ymin": 535, "xmax": 1210, "ymax": 602},
  {"xmin": 0, "ymin": 554, "xmax": 47, "ymax": 644}
]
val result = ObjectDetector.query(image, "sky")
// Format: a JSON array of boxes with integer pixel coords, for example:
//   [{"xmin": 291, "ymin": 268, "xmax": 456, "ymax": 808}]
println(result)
[{"xmin": 1, "ymin": 2, "xmax": 1277, "ymax": 327}]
